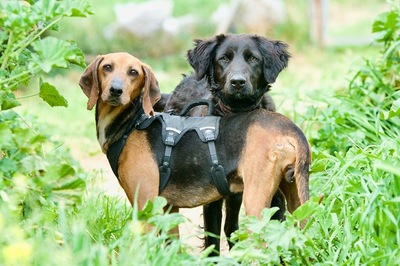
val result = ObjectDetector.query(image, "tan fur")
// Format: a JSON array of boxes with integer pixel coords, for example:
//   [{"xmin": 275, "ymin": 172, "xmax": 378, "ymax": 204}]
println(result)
[
  {"xmin": 237, "ymin": 124, "xmax": 295, "ymax": 218},
  {"xmin": 118, "ymin": 130, "xmax": 159, "ymax": 208},
  {"xmin": 79, "ymin": 52, "xmax": 160, "ymax": 113}
]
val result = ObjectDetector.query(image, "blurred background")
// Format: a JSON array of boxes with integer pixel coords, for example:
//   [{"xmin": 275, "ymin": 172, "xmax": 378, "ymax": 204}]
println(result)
[{"xmin": 52, "ymin": 0, "xmax": 389, "ymax": 92}]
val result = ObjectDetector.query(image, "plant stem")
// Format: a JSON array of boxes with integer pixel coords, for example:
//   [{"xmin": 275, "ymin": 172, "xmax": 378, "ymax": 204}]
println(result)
[
  {"xmin": 0, "ymin": 32, "xmax": 14, "ymax": 70},
  {"xmin": 13, "ymin": 16, "xmax": 64, "ymax": 56},
  {"xmin": 17, "ymin": 93, "xmax": 40, "ymax": 99},
  {"xmin": 0, "ymin": 69, "xmax": 33, "ymax": 85}
]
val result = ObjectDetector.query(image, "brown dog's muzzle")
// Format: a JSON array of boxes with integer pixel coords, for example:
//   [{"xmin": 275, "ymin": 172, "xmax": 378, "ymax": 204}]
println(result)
[
  {"xmin": 110, "ymin": 78, "xmax": 124, "ymax": 97},
  {"xmin": 103, "ymin": 77, "xmax": 126, "ymax": 106}
]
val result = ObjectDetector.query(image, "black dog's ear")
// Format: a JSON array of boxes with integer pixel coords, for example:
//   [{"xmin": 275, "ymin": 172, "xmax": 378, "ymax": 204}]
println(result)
[
  {"xmin": 256, "ymin": 37, "xmax": 291, "ymax": 84},
  {"xmin": 187, "ymin": 34, "xmax": 225, "ymax": 80}
]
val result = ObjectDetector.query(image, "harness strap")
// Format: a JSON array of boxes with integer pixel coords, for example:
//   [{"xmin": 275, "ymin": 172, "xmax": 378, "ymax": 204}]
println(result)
[
  {"xmin": 204, "ymin": 129, "xmax": 231, "ymax": 196},
  {"xmin": 159, "ymin": 131, "xmax": 174, "ymax": 193},
  {"xmin": 106, "ymin": 134, "xmax": 128, "ymax": 182}
]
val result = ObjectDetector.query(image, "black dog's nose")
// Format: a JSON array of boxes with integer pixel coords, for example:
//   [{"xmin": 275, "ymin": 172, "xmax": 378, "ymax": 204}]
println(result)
[
  {"xmin": 110, "ymin": 86, "xmax": 123, "ymax": 97},
  {"xmin": 230, "ymin": 77, "xmax": 246, "ymax": 89}
]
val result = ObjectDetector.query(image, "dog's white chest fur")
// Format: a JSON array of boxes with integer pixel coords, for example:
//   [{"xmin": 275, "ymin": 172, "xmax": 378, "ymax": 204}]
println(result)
[{"xmin": 98, "ymin": 109, "xmax": 120, "ymax": 153}]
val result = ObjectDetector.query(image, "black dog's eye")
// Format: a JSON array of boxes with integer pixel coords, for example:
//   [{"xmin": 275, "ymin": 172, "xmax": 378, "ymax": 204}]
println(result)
[
  {"xmin": 103, "ymin": 64, "xmax": 113, "ymax": 72},
  {"xmin": 128, "ymin": 69, "xmax": 138, "ymax": 76},
  {"xmin": 219, "ymin": 55, "xmax": 229, "ymax": 62},
  {"xmin": 249, "ymin": 56, "xmax": 259, "ymax": 62}
]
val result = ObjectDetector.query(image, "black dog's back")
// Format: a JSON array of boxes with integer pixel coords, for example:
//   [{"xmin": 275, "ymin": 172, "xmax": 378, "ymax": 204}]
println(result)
[{"xmin": 145, "ymin": 109, "xmax": 309, "ymax": 209}]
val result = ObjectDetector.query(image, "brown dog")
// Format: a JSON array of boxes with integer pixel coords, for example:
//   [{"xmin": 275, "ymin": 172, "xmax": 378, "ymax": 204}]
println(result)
[{"xmin": 79, "ymin": 52, "xmax": 310, "ymax": 233}]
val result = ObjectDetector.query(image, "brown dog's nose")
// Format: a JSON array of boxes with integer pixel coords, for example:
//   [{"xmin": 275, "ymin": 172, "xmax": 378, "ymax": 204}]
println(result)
[
  {"xmin": 110, "ymin": 86, "xmax": 123, "ymax": 97},
  {"xmin": 110, "ymin": 79, "xmax": 123, "ymax": 97}
]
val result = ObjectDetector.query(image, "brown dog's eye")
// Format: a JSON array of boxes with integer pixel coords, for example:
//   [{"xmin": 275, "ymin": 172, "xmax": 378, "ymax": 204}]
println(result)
[
  {"xmin": 103, "ymin": 64, "xmax": 113, "ymax": 71},
  {"xmin": 128, "ymin": 69, "xmax": 138, "ymax": 76}
]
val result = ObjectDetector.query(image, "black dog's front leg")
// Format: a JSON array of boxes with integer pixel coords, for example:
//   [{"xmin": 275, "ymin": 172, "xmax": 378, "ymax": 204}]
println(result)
[
  {"xmin": 271, "ymin": 189, "xmax": 286, "ymax": 221},
  {"xmin": 203, "ymin": 199, "xmax": 223, "ymax": 256},
  {"xmin": 223, "ymin": 193, "xmax": 242, "ymax": 249},
  {"xmin": 203, "ymin": 194, "xmax": 242, "ymax": 255}
]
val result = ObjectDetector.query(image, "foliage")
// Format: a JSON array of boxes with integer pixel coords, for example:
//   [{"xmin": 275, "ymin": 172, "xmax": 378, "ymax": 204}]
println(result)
[
  {"xmin": 302, "ymin": 6, "xmax": 400, "ymax": 156},
  {"xmin": 0, "ymin": 0, "xmax": 93, "ymax": 109},
  {"xmin": 1, "ymin": 0, "xmax": 399, "ymax": 265},
  {"xmin": 0, "ymin": 1, "xmax": 91, "ymax": 264}
]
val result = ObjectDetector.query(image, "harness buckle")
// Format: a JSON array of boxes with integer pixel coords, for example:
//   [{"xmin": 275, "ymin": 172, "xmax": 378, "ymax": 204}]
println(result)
[
  {"xmin": 204, "ymin": 129, "xmax": 215, "ymax": 141},
  {"xmin": 165, "ymin": 132, "xmax": 175, "ymax": 146}
]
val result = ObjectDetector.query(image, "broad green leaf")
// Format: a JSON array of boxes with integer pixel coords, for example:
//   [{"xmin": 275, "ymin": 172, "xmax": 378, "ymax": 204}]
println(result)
[
  {"xmin": 0, "ymin": 158, "xmax": 18, "ymax": 175},
  {"xmin": 292, "ymin": 196, "xmax": 321, "ymax": 221},
  {"xmin": 64, "ymin": 0, "xmax": 94, "ymax": 17},
  {"xmin": 65, "ymin": 41, "xmax": 86, "ymax": 68},
  {"xmin": 0, "ymin": 123, "xmax": 13, "ymax": 146},
  {"xmin": 0, "ymin": 1, "xmax": 38, "ymax": 32},
  {"xmin": 30, "ymin": 37, "xmax": 83, "ymax": 72},
  {"xmin": 31, "ymin": 0, "xmax": 63, "ymax": 20},
  {"xmin": 39, "ymin": 81, "xmax": 68, "ymax": 107}
]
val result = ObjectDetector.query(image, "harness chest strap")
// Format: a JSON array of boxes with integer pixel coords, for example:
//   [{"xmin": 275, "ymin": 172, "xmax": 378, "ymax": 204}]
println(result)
[
  {"xmin": 158, "ymin": 131, "xmax": 174, "ymax": 193},
  {"xmin": 106, "ymin": 112, "xmax": 231, "ymax": 196},
  {"xmin": 204, "ymin": 129, "xmax": 231, "ymax": 196},
  {"xmin": 106, "ymin": 113, "xmax": 153, "ymax": 182}
]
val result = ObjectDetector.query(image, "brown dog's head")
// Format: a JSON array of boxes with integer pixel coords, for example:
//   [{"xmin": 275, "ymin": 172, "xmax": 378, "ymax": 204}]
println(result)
[
  {"xmin": 79, "ymin": 52, "xmax": 160, "ymax": 116},
  {"xmin": 187, "ymin": 34, "xmax": 290, "ymax": 112}
]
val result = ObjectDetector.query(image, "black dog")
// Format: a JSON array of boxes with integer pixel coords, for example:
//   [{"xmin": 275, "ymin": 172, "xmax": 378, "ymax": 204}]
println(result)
[{"xmin": 165, "ymin": 33, "xmax": 291, "ymax": 255}]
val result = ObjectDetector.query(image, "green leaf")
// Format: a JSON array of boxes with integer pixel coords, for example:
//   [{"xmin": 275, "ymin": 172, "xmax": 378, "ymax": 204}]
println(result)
[
  {"xmin": 31, "ymin": 0, "xmax": 63, "ymax": 20},
  {"xmin": 292, "ymin": 197, "xmax": 320, "ymax": 221},
  {"xmin": 0, "ymin": 1, "xmax": 38, "ymax": 32},
  {"xmin": 374, "ymin": 160, "xmax": 400, "ymax": 176},
  {"xmin": 0, "ymin": 123, "xmax": 13, "ymax": 146},
  {"xmin": 21, "ymin": 154, "xmax": 46, "ymax": 173},
  {"xmin": 0, "ymin": 91, "xmax": 21, "ymax": 110},
  {"xmin": 65, "ymin": 41, "xmax": 86, "ymax": 68},
  {"xmin": 380, "ymin": 98, "xmax": 400, "ymax": 120},
  {"xmin": 63, "ymin": 0, "xmax": 94, "ymax": 17},
  {"xmin": 39, "ymin": 81, "xmax": 68, "ymax": 107},
  {"xmin": 30, "ymin": 37, "xmax": 84, "ymax": 72},
  {"xmin": 0, "ymin": 158, "xmax": 18, "ymax": 176},
  {"xmin": 372, "ymin": 11, "xmax": 399, "ymax": 43},
  {"xmin": 138, "ymin": 196, "xmax": 167, "ymax": 220}
]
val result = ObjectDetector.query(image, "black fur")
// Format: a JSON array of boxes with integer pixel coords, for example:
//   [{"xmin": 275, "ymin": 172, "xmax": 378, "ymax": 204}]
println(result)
[{"xmin": 164, "ymin": 34, "xmax": 291, "ymax": 256}]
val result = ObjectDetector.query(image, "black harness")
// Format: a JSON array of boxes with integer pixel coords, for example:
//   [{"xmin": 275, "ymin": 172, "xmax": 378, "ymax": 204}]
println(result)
[{"xmin": 106, "ymin": 100, "xmax": 231, "ymax": 196}]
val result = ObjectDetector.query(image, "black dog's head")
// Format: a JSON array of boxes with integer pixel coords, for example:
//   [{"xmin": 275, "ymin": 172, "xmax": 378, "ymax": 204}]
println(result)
[{"xmin": 187, "ymin": 34, "xmax": 290, "ymax": 112}]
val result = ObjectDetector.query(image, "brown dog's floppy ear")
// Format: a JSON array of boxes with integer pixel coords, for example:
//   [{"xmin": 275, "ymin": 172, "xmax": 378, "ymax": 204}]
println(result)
[
  {"xmin": 187, "ymin": 34, "xmax": 224, "ymax": 81},
  {"xmin": 255, "ymin": 36, "xmax": 291, "ymax": 84},
  {"xmin": 141, "ymin": 64, "xmax": 161, "ymax": 116},
  {"xmin": 79, "ymin": 56, "xmax": 104, "ymax": 110}
]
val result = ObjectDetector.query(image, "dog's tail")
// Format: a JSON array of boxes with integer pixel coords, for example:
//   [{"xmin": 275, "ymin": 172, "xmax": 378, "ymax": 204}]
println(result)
[
  {"xmin": 282, "ymin": 129, "xmax": 311, "ymax": 213},
  {"xmin": 294, "ymin": 131, "xmax": 311, "ymax": 205}
]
